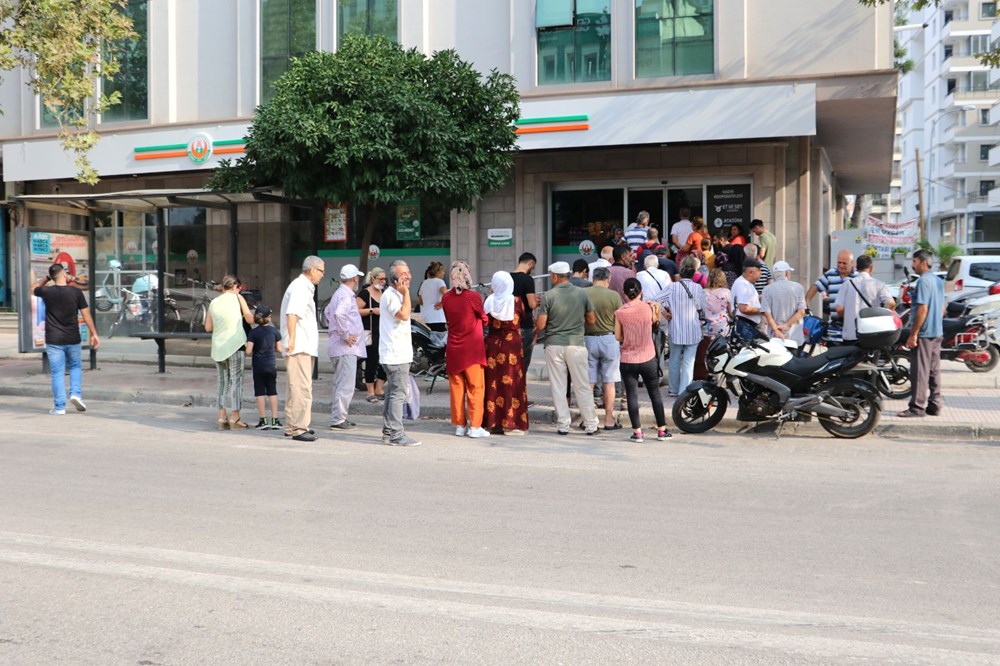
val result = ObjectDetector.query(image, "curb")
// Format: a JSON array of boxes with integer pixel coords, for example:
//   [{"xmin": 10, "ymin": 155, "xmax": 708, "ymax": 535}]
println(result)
[{"xmin": 3, "ymin": 383, "xmax": 998, "ymax": 441}]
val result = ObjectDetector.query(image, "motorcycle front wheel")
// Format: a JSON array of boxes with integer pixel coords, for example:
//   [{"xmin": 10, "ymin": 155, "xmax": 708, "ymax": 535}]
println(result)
[
  {"xmin": 95, "ymin": 297, "xmax": 114, "ymax": 312},
  {"xmin": 818, "ymin": 380, "xmax": 880, "ymax": 439},
  {"xmin": 672, "ymin": 384, "xmax": 728, "ymax": 434},
  {"xmin": 965, "ymin": 344, "xmax": 999, "ymax": 373}
]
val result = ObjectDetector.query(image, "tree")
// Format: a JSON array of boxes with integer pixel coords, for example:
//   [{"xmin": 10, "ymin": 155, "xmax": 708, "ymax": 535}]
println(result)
[
  {"xmin": 0, "ymin": 0, "xmax": 136, "ymax": 184},
  {"xmin": 209, "ymin": 34, "xmax": 520, "ymax": 273},
  {"xmin": 860, "ymin": 0, "xmax": 1000, "ymax": 67}
]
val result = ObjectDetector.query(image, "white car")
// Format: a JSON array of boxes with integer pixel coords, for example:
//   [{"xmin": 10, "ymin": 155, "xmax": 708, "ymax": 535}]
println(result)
[{"xmin": 944, "ymin": 255, "xmax": 1000, "ymax": 302}]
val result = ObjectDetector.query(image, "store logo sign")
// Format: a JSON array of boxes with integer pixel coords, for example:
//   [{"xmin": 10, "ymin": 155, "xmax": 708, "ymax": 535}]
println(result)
[{"xmin": 187, "ymin": 133, "xmax": 213, "ymax": 163}]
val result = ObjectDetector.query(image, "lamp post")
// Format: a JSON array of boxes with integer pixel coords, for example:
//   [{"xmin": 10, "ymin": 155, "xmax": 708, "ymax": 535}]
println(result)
[{"xmin": 919, "ymin": 104, "xmax": 977, "ymax": 242}]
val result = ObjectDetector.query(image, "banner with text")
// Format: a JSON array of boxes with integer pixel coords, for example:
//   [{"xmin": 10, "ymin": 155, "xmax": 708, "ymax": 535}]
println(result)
[{"xmin": 864, "ymin": 215, "xmax": 917, "ymax": 258}]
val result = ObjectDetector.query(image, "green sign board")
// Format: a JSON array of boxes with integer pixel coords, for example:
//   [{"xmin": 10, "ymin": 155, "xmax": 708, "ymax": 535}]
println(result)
[
  {"xmin": 487, "ymin": 228, "xmax": 513, "ymax": 247},
  {"xmin": 396, "ymin": 201, "xmax": 421, "ymax": 241}
]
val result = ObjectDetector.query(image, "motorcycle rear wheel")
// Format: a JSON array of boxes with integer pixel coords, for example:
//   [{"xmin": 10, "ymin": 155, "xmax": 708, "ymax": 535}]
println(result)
[
  {"xmin": 874, "ymin": 350, "xmax": 912, "ymax": 399},
  {"xmin": 672, "ymin": 384, "xmax": 728, "ymax": 434},
  {"xmin": 818, "ymin": 380, "xmax": 880, "ymax": 439},
  {"xmin": 95, "ymin": 297, "xmax": 114, "ymax": 312},
  {"xmin": 964, "ymin": 344, "xmax": 999, "ymax": 373}
]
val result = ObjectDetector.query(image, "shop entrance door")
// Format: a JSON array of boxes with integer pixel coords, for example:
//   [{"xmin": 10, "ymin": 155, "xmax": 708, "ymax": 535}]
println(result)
[{"xmin": 627, "ymin": 187, "xmax": 704, "ymax": 250}]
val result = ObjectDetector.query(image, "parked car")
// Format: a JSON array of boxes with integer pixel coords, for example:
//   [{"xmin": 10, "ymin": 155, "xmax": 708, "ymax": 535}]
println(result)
[
  {"xmin": 892, "ymin": 271, "xmax": 946, "ymax": 308},
  {"xmin": 944, "ymin": 255, "xmax": 1000, "ymax": 302}
]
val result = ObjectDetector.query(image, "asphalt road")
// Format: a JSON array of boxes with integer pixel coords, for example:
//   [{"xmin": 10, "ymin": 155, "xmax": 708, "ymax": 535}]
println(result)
[{"xmin": 2, "ymin": 396, "xmax": 999, "ymax": 665}]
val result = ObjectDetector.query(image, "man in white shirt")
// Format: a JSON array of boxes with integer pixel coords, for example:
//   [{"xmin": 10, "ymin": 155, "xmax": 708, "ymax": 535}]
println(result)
[
  {"xmin": 731, "ymin": 260, "xmax": 764, "ymax": 340},
  {"xmin": 762, "ymin": 261, "xmax": 807, "ymax": 344},
  {"xmin": 670, "ymin": 207, "xmax": 694, "ymax": 260},
  {"xmin": 280, "ymin": 255, "xmax": 325, "ymax": 441},
  {"xmin": 834, "ymin": 254, "xmax": 896, "ymax": 343},
  {"xmin": 637, "ymin": 254, "xmax": 672, "ymax": 384},
  {"xmin": 379, "ymin": 260, "xmax": 421, "ymax": 447}
]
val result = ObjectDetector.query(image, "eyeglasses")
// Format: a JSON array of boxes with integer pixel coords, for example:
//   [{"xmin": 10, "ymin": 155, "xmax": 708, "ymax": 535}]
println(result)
[
  {"xmin": 312, "ymin": 268, "xmax": 325, "ymax": 274},
  {"xmin": 375, "ymin": 276, "xmax": 386, "ymax": 281}
]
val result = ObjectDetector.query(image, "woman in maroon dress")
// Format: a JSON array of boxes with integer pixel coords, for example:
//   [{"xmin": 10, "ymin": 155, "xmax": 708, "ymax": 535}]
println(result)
[
  {"xmin": 441, "ymin": 261, "xmax": 490, "ymax": 438},
  {"xmin": 483, "ymin": 271, "xmax": 529, "ymax": 435}
]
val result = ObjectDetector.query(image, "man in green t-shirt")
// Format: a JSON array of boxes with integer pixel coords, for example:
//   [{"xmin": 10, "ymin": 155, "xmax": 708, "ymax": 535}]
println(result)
[
  {"xmin": 751, "ymin": 219, "xmax": 777, "ymax": 268},
  {"xmin": 584, "ymin": 267, "xmax": 623, "ymax": 430},
  {"xmin": 536, "ymin": 261, "xmax": 599, "ymax": 435}
]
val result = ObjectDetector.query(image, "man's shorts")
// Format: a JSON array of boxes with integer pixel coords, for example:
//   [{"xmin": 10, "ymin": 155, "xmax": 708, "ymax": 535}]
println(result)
[
  {"xmin": 585, "ymin": 333, "xmax": 621, "ymax": 384},
  {"xmin": 253, "ymin": 367, "xmax": 278, "ymax": 396}
]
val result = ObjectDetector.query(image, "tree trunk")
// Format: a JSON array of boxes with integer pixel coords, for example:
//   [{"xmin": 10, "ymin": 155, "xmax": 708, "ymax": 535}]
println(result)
[
  {"xmin": 849, "ymin": 194, "xmax": 869, "ymax": 228},
  {"xmin": 357, "ymin": 202, "xmax": 379, "ymax": 276}
]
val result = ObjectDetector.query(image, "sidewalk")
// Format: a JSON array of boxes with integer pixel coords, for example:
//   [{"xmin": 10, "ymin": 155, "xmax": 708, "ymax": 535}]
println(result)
[{"xmin": 1, "ymin": 330, "xmax": 999, "ymax": 440}]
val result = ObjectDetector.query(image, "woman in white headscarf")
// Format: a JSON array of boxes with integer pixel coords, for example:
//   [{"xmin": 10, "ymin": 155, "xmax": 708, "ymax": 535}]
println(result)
[{"xmin": 483, "ymin": 271, "xmax": 528, "ymax": 435}]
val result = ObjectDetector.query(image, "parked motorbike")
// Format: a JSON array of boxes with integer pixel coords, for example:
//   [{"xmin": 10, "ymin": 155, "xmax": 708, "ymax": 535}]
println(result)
[
  {"xmin": 94, "ymin": 259, "xmax": 124, "ymax": 312},
  {"xmin": 673, "ymin": 326, "xmax": 886, "ymax": 439},
  {"xmin": 410, "ymin": 319, "xmax": 447, "ymax": 392},
  {"xmin": 108, "ymin": 274, "xmax": 180, "ymax": 338},
  {"xmin": 895, "ymin": 311, "xmax": 1000, "ymax": 373}
]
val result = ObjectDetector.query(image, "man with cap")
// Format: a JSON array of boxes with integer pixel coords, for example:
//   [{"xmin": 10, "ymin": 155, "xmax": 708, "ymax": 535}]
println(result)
[
  {"xmin": 761, "ymin": 260, "xmax": 807, "ymax": 344},
  {"xmin": 323, "ymin": 264, "xmax": 367, "ymax": 431},
  {"xmin": 535, "ymin": 261, "xmax": 600, "ymax": 436}
]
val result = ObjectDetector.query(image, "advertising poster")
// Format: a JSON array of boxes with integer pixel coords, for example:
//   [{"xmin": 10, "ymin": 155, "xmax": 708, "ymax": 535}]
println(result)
[
  {"xmin": 395, "ymin": 201, "xmax": 421, "ymax": 241},
  {"xmin": 16, "ymin": 228, "xmax": 92, "ymax": 352},
  {"xmin": 324, "ymin": 202, "xmax": 348, "ymax": 242},
  {"xmin": 706, "ymin": 184, "xmax": 752, "ymax": 232}
]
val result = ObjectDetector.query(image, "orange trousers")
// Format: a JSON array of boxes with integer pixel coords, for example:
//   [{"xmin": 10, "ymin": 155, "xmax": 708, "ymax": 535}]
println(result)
[{"xmin": 449, "ymin": 364, "xmax": 485, "ymax": 428}]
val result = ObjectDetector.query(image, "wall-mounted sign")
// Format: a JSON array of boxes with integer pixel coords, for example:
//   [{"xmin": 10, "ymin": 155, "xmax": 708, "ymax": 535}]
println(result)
[
  {"xmin": 368, "ymin": 244, "xmax": 381, "ymax": 261},
  {"xmin": 133, "ymin": 136, "xmax": 246, "ymax": 163},
  {"xmin": 578, "ymin": 239, "xmax": 596, "ymax": 257},
  {"xmin": 324, "ymin": 202, "xmax": 348, "ymax": 243},
  {"xmin": 487, "ymin": 228, "xmax": 513, "ymax": 247},
  {"xmin": 706, "ymin": 184, "xmax": 752, "ymax": 232},
  {"xmin": 395, "ymin": 201, "xmax": 421, "ymax": 241}
]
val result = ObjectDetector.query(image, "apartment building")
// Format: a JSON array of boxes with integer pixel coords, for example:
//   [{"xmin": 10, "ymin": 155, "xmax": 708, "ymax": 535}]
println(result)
[
  {"xmin": 898, "ymin": 0, "xmax": 1000, "ymax": 252},
  {"xmin": 0, "ymin": 0, "xmax": 896, "ymax": 321}
]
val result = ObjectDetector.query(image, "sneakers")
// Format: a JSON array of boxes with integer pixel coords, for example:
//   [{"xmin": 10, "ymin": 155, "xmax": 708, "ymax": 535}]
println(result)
[
  {"xmin": 556, "ymin": 428, "xmax": 569, "ymax": 436},
  {"xmin": 69, "ymin": 396, "xmax": 86, "ymax": 412},
  {"xmin": 330, "ymin": 421, "xmax": 357, "ymax": 430},
  {"xmin": 657, "ymin": 428, "xmax": 672, "ymax": 441},
  {"xmin": 270, "ymin": 418, "xmax": 283, "ymax": 430},
  {"xmin": 254, "ymin": 418, "xmax": 269, "ymax": 430},
  {"xmin": 291, "ymin": 431, "xmax": 318, "ymax": 442},
  {"xmin": 584, "ymin": 427, "xmax": 599, "ymax": 436},
  {"xmin": 455, "ymin": 426, "xmax": 468, "ymax": 437},
  {"xmin": 505, "ymin": 429, "xmax": 525, "ymax": 436},
  {"xmin": 387, "ymin": 436, "xmax": 422, "ymax": 447},
  {"xmin": 49, "ymin": 408, "xmax": 66, "ymax": 415},
  {"xmin": 467, "ymin": 427, "xmax": 491, "ymax": 438},
  {"xmin": 630, "ymin": 430, "xmax": 644, "ymax": 442}
]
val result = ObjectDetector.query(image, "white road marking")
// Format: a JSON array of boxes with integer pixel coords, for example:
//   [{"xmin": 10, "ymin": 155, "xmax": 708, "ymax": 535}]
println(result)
[{"xmin": 1, "ymin": 531, "xmax": 998, "ymax": 663}]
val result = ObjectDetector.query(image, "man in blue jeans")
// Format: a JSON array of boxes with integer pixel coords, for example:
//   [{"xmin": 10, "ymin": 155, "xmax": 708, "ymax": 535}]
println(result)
[{"xmin": 33, "ymin": 263, "xmax": 100, "ymax": 414}]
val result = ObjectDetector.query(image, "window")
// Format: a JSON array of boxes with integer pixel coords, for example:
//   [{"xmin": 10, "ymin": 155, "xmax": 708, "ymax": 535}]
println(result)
[
  {"xmin": 635, "ymin": 0, "xmax": 714, "ymax": 78},
  {"xmin": 970, "ymin": 262, "xmax": 1000, "ymax": 281},
  {"xmin": 981, "ymin": 144, "xmax": 994, "ymax": 160},
  {"xmin": 979, "ymin": 180, "xmax": 995, "ymax": 196},
  {"xmin": 982, "ymin": 108, "xmax": 991, "ymax": 125},
  {"xmin": 981, "ymin": 2, "xmax": 997, "ymax": 19},
  {"xmin": 338, "ymin": 0, "xmax": 397, "ymax": 43},
  {"xmin": 102, "ymin": 0, "xmax": 148, "ymax": 122},
  {"xmin": 551, "ymin": 188, "xmax": 624, "ymax": 247},
  {"xmin": 970, "ymin": 34, "xmax": 990, "ymax": 55},
  {"xmin": 944, "ymin": 44, "xmax": 953, "ymax": 61},
  {"xmin": 260, "ymin": 0, "xmax": 316, "ymax": 104},
  {"xmin": 536, "ymin": 0, "xmax": 611, "ymax": 84},
  {"xmin": 947, "ymin": 78, "xmax": 957, "ymax": 96}
]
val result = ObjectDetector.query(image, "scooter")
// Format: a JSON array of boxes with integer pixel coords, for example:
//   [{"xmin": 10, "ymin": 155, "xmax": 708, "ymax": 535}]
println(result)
[
  {"xmin": 895, "ymin": 311, "xmax": 1000, "ymax": 373},
  {"xmin": 94, "ymin": 259, "xmax": 123, "ymax": 312}
]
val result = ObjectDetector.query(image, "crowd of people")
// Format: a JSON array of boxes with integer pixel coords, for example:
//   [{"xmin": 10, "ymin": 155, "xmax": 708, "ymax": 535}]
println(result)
[{"xmin": 30, "ymin": 211, "xmax": 947, "ymax": 441}]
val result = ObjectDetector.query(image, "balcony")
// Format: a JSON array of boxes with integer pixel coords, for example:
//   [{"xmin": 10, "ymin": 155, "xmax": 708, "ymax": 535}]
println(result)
[
  {"xmin": 990, "ymin": 187, "xmax": 1000, "ymax": 208},
  {"xmin": 943, "ymin": 18, "xmax": 991, "ymax": 42},
  {"xmin": 991, "ymin": 143, "xmax": 1000, "ymax": 167},
  {"xmin": 948, "ymin": 55, "xmax": 984, "ymax": 70},
  {"xmin": 953, "ymin": 85, "xmax": 1000, "ymax": 102}
]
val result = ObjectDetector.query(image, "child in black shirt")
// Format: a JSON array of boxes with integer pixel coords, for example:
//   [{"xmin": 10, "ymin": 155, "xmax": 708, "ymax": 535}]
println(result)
[{"xmin": 245, "ymin": 305, "xmax": 283, "ymax": 429}]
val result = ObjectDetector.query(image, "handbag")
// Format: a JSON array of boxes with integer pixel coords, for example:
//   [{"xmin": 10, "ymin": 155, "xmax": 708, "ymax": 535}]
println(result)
[{"xmin": 364, "ymin": 291, "xmax": 375, "ymax": 346}]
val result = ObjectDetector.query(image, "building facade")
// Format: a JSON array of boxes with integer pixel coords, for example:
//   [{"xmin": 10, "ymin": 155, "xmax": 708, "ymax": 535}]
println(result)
[
  {"xmin": 897, "ymin": 0, "xmax": 1000, "ymax": 252},
  {"xmin": 1, "ymin": 0, "xmax": 896, "ymax": 324}
]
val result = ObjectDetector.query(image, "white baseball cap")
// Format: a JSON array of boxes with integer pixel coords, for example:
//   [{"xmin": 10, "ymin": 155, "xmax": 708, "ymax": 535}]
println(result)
[
  {"xmin": 589, "ymin": 258, "xmax": 611, "ymax": 272},
  {"xmin": 339, "ymin": 264, "xmax": 363, "ymax": 280},
  {"xmin": 548, "ymin": 261, "xmax": 571, "ymax": 274},
  {"xmin": 773, "ymin": 260, "xmax": 794, "ymax": 273}
]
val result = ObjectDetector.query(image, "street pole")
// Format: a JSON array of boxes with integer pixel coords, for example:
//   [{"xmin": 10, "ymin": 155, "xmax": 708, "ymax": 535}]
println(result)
[{"xmin": 915, "ymin": 147, "xmax": 926, "ymax": 241}]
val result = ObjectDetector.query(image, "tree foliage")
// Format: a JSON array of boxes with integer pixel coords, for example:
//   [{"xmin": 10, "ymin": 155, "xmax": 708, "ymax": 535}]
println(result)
[
  {"xmin": 861, "ymin": 0, "xmax": 1000, "ymax": 67},
  {"xmin": 209, "ymin": 34, "xmax": 520, "ymax": 269},
  {"xmin": 0, "ymin": 0, "xmax": 136, "ymax": 184}
]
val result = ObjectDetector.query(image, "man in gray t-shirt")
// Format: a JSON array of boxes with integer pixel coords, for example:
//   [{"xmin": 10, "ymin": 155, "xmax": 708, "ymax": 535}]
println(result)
[{"xmin": 535, "ymin": 262, "xmax": 599, "ymax": 435}]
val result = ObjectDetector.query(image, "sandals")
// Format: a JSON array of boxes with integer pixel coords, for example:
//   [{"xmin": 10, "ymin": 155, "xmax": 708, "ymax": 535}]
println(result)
[
  {"xmin": 228, "ymin": 419, "xmax": 250, "ymax": 429},
  {"xmin": 366, "ymin": 395, "xmax": 381, "ymax": 403},
  {"xmin": 217, "ymin": 420, "xmax": 230, "ymax": 430}
]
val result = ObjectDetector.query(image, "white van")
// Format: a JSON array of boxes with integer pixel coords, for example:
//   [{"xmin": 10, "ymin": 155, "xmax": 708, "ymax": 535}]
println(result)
[{"xmin": 944, "ymin": 255, "xmax": 1000, "ymax": 301}]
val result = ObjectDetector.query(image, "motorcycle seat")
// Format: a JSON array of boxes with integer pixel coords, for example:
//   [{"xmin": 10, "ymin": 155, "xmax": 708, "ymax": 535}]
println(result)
[{"xmin": 779, "ymin": 346, "xmax": 858, "ymax": 376}]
